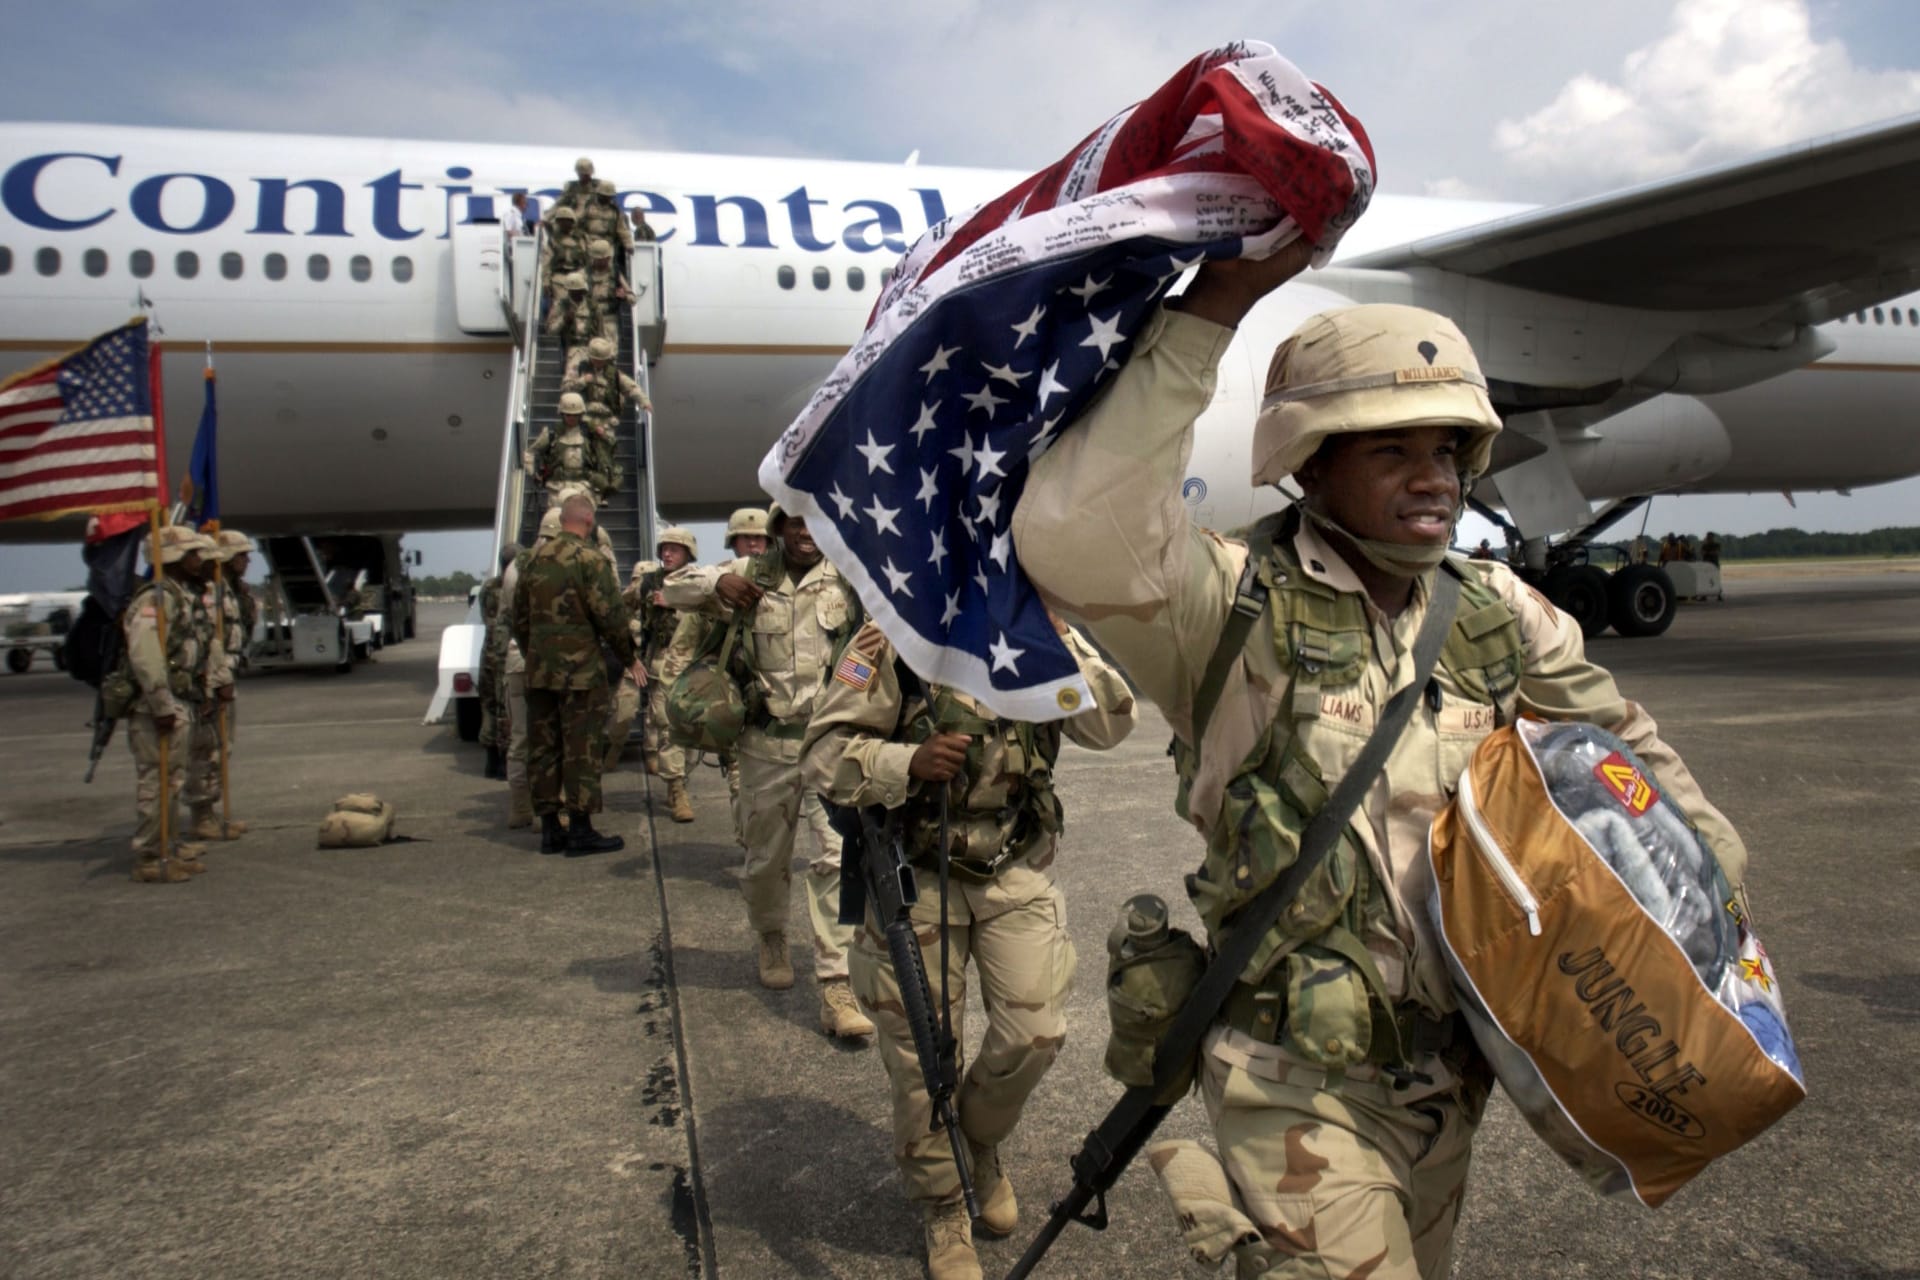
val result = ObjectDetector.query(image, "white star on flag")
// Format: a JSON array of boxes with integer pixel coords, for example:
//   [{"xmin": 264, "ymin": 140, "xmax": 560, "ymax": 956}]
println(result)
[
  {"xmin": 982, "ymin": 360, "xmax": 1032, "ymax": 387},
  {"xmin": 973, "ymin": 438, "xmax": 1007, "ymax": 480},
  {"xmin": 989, "ymin": 529, "xmax": 1011, "ymax": 569},
  {"xmin": 915, "ymin": 466, "xmax": 939, "ymax": 512},
  {"xmin": 975, "ymin": 485, "xmax": 1002, "ymax": 527},
  {"xmin": 829, "ymin": 483, "xmax": 857, "ymax": 520},
  {"xmin": 1157, "ymin": 252, "xmax": 1206, "ymax": 289},
  {"xmin": 856, "ymin": 430, "xmax": 895, "ymax": 475},
  {"xmin": 941, "ymin": 590, "xmax": 962, "ymax": 629},
  {"xmin": 989, "ymin": 633, "xmax": 1025, "ymax": 674},
  {"xmin": 1010, "ymin": 304, "xmax": 1045, "ymax": 348},
  {"xmin": 920, "ymin": 344, "xmax": 960, "ymax": 382},
  {"xmin": 1034, "ymin": 361, "xmax": 1067, "ymax": 411},
  {"xmin": 973, "ymin": 565, "xmax": 989, "ymax": 595},
  {"xmin": 882, "ymin": 558, "xmax": 914, "ymax": 597},
  {"xmin": 1082, "ymin": 312, "xmax": 1125, "ymax": 360},
  {"xmin": 929, "ymin": 528, "xmax": 948, "ymax": 570},
  {"xmin": 1067, "ymin": 273, "xmax": 1111, "ymax": 302},
  {"xmin": 963, "ymin": 383, "xmax": 1008, "ymax": 417},
  {"xmin": 864, "ymin": 495, "xmax": 901, "ymax": 536},
  {"xmin": 908, "ymin": 400, "xmax": 941, "ymax": 443},
  {"xmin": 948, "ymin": 432, "xmax": 976, "ymax": 468}
]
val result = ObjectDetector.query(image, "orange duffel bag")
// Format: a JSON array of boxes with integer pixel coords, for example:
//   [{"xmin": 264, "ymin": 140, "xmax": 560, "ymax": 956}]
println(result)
[{"xmin": 1428, "ymin": 718, "xmax": 1803, "ymax": 1207}]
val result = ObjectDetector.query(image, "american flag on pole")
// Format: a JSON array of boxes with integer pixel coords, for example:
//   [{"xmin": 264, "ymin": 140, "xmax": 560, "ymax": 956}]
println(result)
[
  {"xmin": 760, "ymin": 41, "xmax": 1374, "ymax": 720},
  {"xmin": 0, "ymin": 320, "xmax": 163, "ymax": 524}
]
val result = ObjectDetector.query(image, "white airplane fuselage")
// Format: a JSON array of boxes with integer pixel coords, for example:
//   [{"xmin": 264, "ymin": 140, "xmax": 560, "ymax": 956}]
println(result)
[{"xmin": 3, "ymin": 123, "xmax": 1917, "ymax": 539}]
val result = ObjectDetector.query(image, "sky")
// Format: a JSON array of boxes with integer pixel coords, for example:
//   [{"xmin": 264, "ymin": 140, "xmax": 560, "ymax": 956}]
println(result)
[{"xmin": 4, "ymin": 0, "xmax": 1920, "ymax": 587}]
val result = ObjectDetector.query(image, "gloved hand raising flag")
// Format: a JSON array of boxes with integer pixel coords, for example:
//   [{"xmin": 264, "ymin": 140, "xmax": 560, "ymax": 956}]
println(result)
[{"xmin": 760, "ymin": 40, "xmax": 1374, "ymax": 720}]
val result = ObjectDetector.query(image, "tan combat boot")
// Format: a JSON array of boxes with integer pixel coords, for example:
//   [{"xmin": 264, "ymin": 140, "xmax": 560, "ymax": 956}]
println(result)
[
  {"xmin": 819, "ymin": 979, "xmax": 875, "ymax": 1042},
  {"xmin": 923, "ymin": 1199, "xmax": 982, "ymax": 1280},
  {"xmin": 506, "ymin": 785, "xmax": 534, "ymax": 829},
  {"xmin": 189, "ymin": 805, "xmax": 247, "ymax": 841},
  {"xmin": 668, "ymin": 780, "xmax": 695, "ymax": 824},
  {"xmin": 968, "ymin": 1142, "xmax": 1018, "ymax": 1237},
  {"xmin": 131, "ymin": 857, "xmax": 192, "ymax": 884},
  {"xmin": 756, "ymin": 931, "xmax": 794, "ymax": 990},
  {"xmin": 172, "ymin": 843, "xmax": 209, "ymax": 875}
]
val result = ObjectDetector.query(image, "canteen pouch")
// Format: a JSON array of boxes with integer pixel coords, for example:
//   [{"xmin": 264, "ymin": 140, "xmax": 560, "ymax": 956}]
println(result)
[
  {"xmin": 1281, "ymin": 948, "xmax": 1373, "ymax": 1068},
  {"xmin": 1428, "ymin": 719, "xmax": 1804, "ymax": 1207},
  {"xmin": 1104, "ymin": 895, "xmax": 1207, "ymax": 1105}
]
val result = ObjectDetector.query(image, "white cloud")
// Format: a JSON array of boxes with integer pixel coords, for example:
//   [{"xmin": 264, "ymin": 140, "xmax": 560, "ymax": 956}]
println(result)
[{"xmin": 1491, "ymin": 0, "xmax": 1920, "ymax": 197}]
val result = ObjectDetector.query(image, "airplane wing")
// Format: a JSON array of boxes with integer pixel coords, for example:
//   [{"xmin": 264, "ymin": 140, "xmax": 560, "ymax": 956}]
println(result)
[{"xmin": 1344, "ymin": 112, "xmax": 1920, "ymax": 318}]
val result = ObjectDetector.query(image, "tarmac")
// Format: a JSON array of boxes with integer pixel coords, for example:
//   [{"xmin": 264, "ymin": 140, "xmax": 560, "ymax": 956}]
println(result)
[{"xmin": 2, "ymin": 573, "xmax": 1917, "ymax": 1280}]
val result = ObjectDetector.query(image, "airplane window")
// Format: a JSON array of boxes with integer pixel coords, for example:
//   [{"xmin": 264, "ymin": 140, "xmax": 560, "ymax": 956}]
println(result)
[
  {"xmin": 0, "ymin": 245, "xmax": 10, "ymax": 275},
  {"xmin": 221, "ymin": 252, "xmax": 244, "ymax": 281},
  {"xmin": 1911, "ymin": 309, "xmax": 1918, "ymax": 326},
  {"xmin": 265, "ymin": 253, "xmax": 287, "ymax": 281},
  {"xmin": 847, "ymin": 266, "xmax": 866, "ymax": 291},
  {"xmin": 130, "ymin": 249, "xmax": 153, "ymax": 279},
  {"xmin": 36, "ymin": 247, "xmax": 60, "ymax": 276},
  {"xmin": 308, "ymin": 254, "xmax": 330, "ymax": 282},
  {"xmin": 84, "ymin": 249, "xmax": 108, "ymax": 278},
  {"xmin": 880, "ymin": 267, "xmax": 896, "ymax": 287},
  {"xmin": 175, "ymin": 251, "xmax": 199, "ymax": 279},
  {"xmin": 1874, "ymin": 307, "xmax": 1885, "ymax": 324},
  {"xmin": 1857, "ymin": 311, "xmax": 1867, "ymax": 323},
  {"xmin": 777, "ymin": 265, "xmax": 795, "ymax": 290},
  {"xmin": 1896, "ymin": 309, "xmax": 1905, "ymax": 326},
  {"xmin": 350, "ymin": 254, "xmax": 372, "ymax": 283},
  {"xmin": 812, "ymin": 265, "xmax": 830, "ymax": 290},
  {"xmin": 391, "ymin": 256, "xmax": 414, "ymax": 283}
]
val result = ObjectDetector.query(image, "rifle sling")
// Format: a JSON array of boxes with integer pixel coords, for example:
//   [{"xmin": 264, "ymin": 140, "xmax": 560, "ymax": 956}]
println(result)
[{"xmin": 1149, "ymin": 562, "xmax": 1463, "ymax": 1094}]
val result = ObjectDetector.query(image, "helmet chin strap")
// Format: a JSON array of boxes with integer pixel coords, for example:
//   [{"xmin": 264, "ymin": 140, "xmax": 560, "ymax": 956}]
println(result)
[{"xmin": 1300, "ymin": 500, "xmax": 1454, "ymax": 579}]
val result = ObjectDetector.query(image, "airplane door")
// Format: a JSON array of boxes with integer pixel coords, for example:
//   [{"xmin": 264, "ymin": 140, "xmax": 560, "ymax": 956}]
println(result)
[{"xmin": 451, "ymin": 223, "xmax": 509, "ymax": 334}]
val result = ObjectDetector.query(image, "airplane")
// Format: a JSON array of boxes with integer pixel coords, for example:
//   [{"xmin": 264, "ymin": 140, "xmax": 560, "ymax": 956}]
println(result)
[{"xmin": 3, "ymin": 115, "xmax": 1919, "ymax": 645}]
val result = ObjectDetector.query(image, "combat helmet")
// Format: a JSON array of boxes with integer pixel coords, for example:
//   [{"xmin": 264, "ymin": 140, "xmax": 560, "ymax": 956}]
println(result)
[
  {"xmin": 561, "ymin": 271, "xmax": 588, "ymax": 292},
  {"xmin": 575, "ymin": 156, "xmax": 595, "ymax": 178},
  {"xmin": 595, "ymin": 179, "xmax": 617, "ymax": 198},
  {"xmin": 587, "ymin": 336, "xmax": 615, "ymax": 361},
  {"xmin": 1251, "ymin": 304, "xmax": 1502, "ymax": 487},
  {"xmin": 725, "ymin": 506, "xmax": 770, "ymax": 541},
  {"xmin": 155, "ymin": 524, "xmax": 216, "ymax": 565},
  {"xmin": 588, "ymin": 238, "xmax": 613, "ymax": 259},
  {"xmin": 558, "ymin": 391, "xmax": 586, "ymax": 415},
  {"xmin": 657, "ymin": 525, "xmax": 698, "ymax": 560},
  {"xmin": 552, "ymin": 204, "xmax": 579, "ymax": 224},
  {"xmin": 537, "ymin": 508, "xmax": 565, "ymax": 539},
  {"xmin": 213, "ymin": 529, "xmax": 256, "ymax": 561}
]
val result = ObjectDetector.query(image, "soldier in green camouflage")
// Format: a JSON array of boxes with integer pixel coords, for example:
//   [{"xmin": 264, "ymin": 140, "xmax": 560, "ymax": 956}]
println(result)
[
  {"xmin": 563, "ymin": 336, "xmax": 650, "ymax": 417},
  {"xmin": 509, "ymin": 493, "xmax": 639, "ymax": 856},
  {"xmin": 478, "ymin": 543, "xmax": 519, "ymax": 779},
  {"xmin": 608, "ymin": 527, "xmax": 697, "ymax": 821},
  {"xmin": 526, "ymin": 391, "xmax": 616, "ymax": 506}
]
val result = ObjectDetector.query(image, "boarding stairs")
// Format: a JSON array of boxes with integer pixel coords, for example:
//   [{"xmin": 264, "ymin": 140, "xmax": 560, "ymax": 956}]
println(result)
[{"xmin": 491, "ymin": 228, "xmax": 662, "ymax": 577}]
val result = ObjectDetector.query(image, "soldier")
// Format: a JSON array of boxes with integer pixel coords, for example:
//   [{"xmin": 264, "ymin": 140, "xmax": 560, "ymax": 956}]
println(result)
[
  {"xmin": 631, "ymin": 207, "xmax": 657, "ymax": 244},
  {"xmin": 539, "ymin": 205, "xmax": 588, "ymax": 303},
  {"xmin": 712, "ymin": 506, "xmax": 774, "ymax": 839},
  {"xmin": 510, "ymin": 493, "xmax": 639, "ymax": 856},
  {"xmin": 662, "ymin": 508, "xmax": 871, "ymax": 1039},
  {"xmin": 121, "ymin": 526, "xmax": 220, "ymax": 882},
  {"xmin": 183, "ymin": 530, "xmax": 248, "ymax": 843},
  {"xmin": 526, "ymin": 391, "xmax": 617, "ymax": 507},
  {"xmin": 803, "ymin": 614, "xmax": 1136, "ymax": 1279},
  {"xmin": 479, "ymin": 543, "xmax": 519, "ymax": 779},
  {"xmin": 608, "ymin": 527, "xmax": 698, "ymax": 822},
  {"xmin": 563, "ymin": 335, "xmax": 650, "ymax": 419},
  {"xmin": 1702, "ymin": 530, "xmax": 1723, "ymax": 566},
  {"xmin": 558, "ymin": 156, "xmax": 596, "ymax": 217},
  {"xmin": 499, "ymin": 514, "xmax": 561, "ymax": 829},
  {"xmin": 547, "ymin": 271, "xmax": 605, "ymax": 367},
  {"xmin": 584, "ymin": 178, "xmax": 634, "ymax": 255},
  {"xmin": 1011, "ymin": 251, "xmax": 1749, "ymax": 1280},
  {"xmin": 584, "ymin": 237, "xmax": 634, "ymax": 346}
]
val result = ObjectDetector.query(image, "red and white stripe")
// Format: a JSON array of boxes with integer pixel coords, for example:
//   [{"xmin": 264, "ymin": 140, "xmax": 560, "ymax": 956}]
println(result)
[{"xmin": 0, "ymin": 368, "xmax": 159, "ymax": 522}]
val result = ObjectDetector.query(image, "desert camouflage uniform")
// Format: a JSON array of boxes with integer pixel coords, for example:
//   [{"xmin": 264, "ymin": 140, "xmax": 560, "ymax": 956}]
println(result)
[
  {"xmin": 582, "ymin": 181, "xmax": 634, "ymax": 255},
  {"xmin": 539, "ymin": 215, "xmax": 589, "ymax": 299},
  {"xmin": 478, "ymin": 573, "xmax": 506, "ymax": 748},
  {"xmin": 608, "ymin": 561, "xmax": 690, "ymax": 780},
  {"xmin": 122, "ymin": 577, "xmax": 211, "ymax": 868},
  {"xmin": 563, "ymin": 351, "xmax": 649, "ymax": 417},
  {"xmin": 546, "ymin": 287, "xmax": 605, "ymax": 366},
  {"xmin": 662, "ymin": 552, "xmax": 858, "ymax": 981},
  {"xmin": 509, "ymin": 531, "xmax": 637, "ymax": 817},
  {"xmin": 803, "ymin": 621, "xmax": 1136, "ymax": 1211},
  {"xmin": 583, "ymin": 251, "xmax": 631, "ymax": 347},
  {"xmin": 184, "ymin": 576, "xmax": 231, "ymax": 826},
  {"xmin": 527, "ymin": 419, "xmax": 617, "ymax": 506},
  {"xmin": 1011, "ymin": 305, "xmax": 1749, "ymax": 1280}
]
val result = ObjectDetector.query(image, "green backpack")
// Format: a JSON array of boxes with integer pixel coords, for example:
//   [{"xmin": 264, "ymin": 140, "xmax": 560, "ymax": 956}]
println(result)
[{"xmin": 664, "ymin": 610, "xmax": 758, "ymax": 752}]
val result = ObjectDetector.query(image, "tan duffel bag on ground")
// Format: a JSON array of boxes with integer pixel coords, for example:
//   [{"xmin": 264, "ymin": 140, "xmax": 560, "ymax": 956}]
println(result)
[
  {"xmin": 317, "ymin": 793, "xmax": 399, "ymax": 848},
  {"xmin": 1428, "ymin": 718, "xmax": 1804, "ymax": 1207}
]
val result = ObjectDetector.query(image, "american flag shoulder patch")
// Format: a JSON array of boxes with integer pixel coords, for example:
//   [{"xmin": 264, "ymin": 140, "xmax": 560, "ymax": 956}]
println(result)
[{"xmin": 834, "ymin": 651, "xmax": 876, "ymax": 691}]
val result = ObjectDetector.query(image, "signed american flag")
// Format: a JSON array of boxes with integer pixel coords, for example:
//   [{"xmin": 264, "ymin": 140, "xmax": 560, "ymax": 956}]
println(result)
[
  {"xmin": 761, "ymin": 42, "xmax": 1374, "ymax": 719},
  {"xmin": 0, "ymin": 320, "xmax": 163, "ymax": 524}
]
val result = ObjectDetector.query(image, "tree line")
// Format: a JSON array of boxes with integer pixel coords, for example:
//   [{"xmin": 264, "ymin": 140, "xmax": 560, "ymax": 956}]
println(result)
[{"xmin": 1594, "ymin": 526, "xmax": 1920, "ymax": 560}]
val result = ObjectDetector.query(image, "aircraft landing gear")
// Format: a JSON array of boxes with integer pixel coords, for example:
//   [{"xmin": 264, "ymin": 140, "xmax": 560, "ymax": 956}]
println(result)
[
  {"xmin": 1608, "ymin": 563, "xmax": 1678, "ymax": 637},
  {"xmin": 1543, "ymin": 564, "xmax": 1612, "ymax": 639}
]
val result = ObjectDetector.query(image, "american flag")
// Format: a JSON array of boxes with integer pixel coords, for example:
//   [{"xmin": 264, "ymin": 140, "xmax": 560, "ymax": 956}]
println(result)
[
  {"xmin": 0, "ymin": 321, "xmax": 163, "ymax": 524},
  {"xmin": 760, "ymin": 42, "xmax": 1374, "ymax": 721}
]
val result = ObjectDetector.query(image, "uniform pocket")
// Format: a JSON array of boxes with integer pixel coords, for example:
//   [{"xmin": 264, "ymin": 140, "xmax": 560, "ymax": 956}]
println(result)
[{"xmin": 1282, "ymin": 948, "xmax": 1373, "ymax": 1068}]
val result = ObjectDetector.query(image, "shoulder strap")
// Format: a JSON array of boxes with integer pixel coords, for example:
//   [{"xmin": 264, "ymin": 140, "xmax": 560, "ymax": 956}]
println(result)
[
  {"xmin": 1187, "ymin": 513, "xmax": 1288, "ymax": 754},
  {"xmin": 1150, "ymin": 563, "xmax": 1464, "ymax": 1091}
]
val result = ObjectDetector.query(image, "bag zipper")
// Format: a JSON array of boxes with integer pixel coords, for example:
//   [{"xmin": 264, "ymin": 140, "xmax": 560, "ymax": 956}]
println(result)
[{"xmin": 1457, "ymin": 768, "xmax": 1542, "ymax": 936}]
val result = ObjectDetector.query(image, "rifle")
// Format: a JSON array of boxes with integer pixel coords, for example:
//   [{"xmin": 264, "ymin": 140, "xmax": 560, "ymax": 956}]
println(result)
[
  {"xmin": 84, "ymin": 688, "xmax": 115, "ymax": 783},
  {"xmin": 828, "ymin": 796, "xmax": 979, "ymax": 1221}
]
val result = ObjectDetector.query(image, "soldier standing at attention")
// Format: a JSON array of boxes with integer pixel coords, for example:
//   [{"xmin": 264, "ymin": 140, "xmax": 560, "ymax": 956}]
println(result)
[
  {"xmin": 479, "ymin": 543, "xmax": 519, "ymax": 780},
  {"xmin": 120, "ymin": 526, "xmax": 219, "ymax": 882},
  {"xmin": 183, "ymin": 532, "xmax": 238, "ymax": 843},
  {"xmin": 608, "ymin": 527, "xmax": 698, "ymax": 823},
  {"xmin": 1011, "ymin": 247, "xmax": 1748, "ymax": 1280},
  {"xmin": 662, "ymin": 509, "xmax": 873, "ymax": 1040},
  {"xmin": 511, "ymin": 494, "xmax": 638, "ymax": 856},
  {"xmin": 215, "ymin": 530, "xmax": 258, "ymax": 661},
  {"xmin": 527, "ymin": 391, "xmax": 616, "ymax": 507},
  {"xmin": 803, "ymin": 614, "xmax": 1136, "ymax": 1279},
  {"xmin": 563, "ymin": 336, "xmax": 650, "ymax": 419}
]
